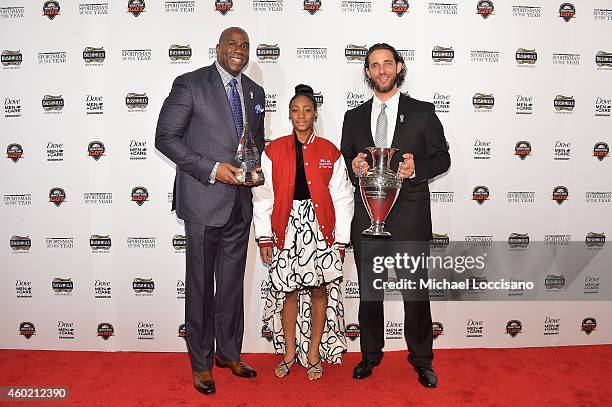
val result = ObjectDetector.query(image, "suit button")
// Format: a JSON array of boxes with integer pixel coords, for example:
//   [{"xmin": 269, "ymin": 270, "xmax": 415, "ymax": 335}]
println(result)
[
  {"xmin": 321, "ymin": 225, "xmax": 325, "ymax": 229},
  {"xmin": 305, "ymin": 162, "xmax": 309, "ymax": 166},
  {"xmin": 308, "ymin": 181, "xmax": 311, "ymax": 185},
  {"xmin": 303, "ymin": 146, "xmax": 307, "ymax": 150},
  {"xmin": 315, "ymin": 203, "xmax": 318, "ymax": 207}
]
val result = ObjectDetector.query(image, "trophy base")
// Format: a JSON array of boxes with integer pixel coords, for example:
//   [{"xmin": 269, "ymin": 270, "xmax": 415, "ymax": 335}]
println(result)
[{"xmin": 362, "ymin": 223, "xmax": 392, "ymax": 237}]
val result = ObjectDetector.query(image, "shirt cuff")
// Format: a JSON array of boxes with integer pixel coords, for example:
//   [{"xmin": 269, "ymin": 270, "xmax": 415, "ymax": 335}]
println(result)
[
  {"xmin": 409, "ymin": 170, "xmax": 416, "ymax": 179},
  {"xmin": 209, "ymin": 162, "xmax": 220, "ymax": 184}
]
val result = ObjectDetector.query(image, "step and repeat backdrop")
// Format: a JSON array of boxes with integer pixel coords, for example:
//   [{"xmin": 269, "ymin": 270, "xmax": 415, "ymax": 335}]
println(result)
[{"xmin": 1, "ymin": 1, "xmax": 611, "ymax": 353}]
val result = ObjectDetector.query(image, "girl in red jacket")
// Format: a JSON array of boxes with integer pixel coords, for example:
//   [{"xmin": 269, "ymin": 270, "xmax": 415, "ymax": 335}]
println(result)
[{"xmin": 253, "ymin": 84, "xmax": 354, "ymax": 380}]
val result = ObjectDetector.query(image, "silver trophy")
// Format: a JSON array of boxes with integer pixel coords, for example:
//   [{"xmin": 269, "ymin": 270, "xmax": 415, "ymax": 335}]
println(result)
[
  {"xmin": 358, "ymin": 147, "xmax": 403, "ymax": 237},
  {"xmin": 235, "ymin": 121, "xmax": 264, "ymax": 186}
]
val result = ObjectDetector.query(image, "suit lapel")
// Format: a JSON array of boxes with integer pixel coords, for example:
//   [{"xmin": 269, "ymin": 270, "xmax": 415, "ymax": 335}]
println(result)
[
  {"xmin": 208, "ymin": 64, "xmax": 239, "ymax": 142},
  {"xmin": 241, "ymin": 77, "xmax": 256, "ymax": 135},
  {"xmin": 390, "ymin": 93, "xmax": 409, "ymax": 149},
  {"xmin": 362, "ymin": 99, "xmax": 374, "ymax": 147}
]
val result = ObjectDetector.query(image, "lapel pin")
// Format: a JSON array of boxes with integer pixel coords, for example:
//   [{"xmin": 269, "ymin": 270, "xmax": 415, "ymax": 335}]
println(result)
[
  {"xmin": 399, "ymin": 114, "xmax": 404, "ymax": 123},
  {"xmin": 250, "ymin": 91, "xmax": 254, "ymax": 99}
]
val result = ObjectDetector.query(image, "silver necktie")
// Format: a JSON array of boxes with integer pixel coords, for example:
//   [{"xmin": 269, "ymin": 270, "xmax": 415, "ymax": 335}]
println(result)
[{"xmin": 374, "ymin": 103, "xmax": 387, "ymax": 148}]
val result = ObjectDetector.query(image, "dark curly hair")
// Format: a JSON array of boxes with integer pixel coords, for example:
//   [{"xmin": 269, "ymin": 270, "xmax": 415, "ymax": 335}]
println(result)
[{"xmin": 363, "ymin": 43, "xmax": 406, "ymax": 90}]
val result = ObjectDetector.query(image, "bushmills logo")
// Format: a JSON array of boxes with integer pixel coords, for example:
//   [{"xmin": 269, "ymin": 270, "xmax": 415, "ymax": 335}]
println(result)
[
  {"xmin": 43, "ymin": 1, "xmax": 60, "ymax": 20},
  {"xmin": 133, "ymin": 278, "xmax": 155, "ymax": 294},
  {"xmin": 42, "ymin": 95, "xmax": 64, "ymax": 112},
  {"xmin": 126, "ymin": 93, "xmax": 148, "ymax": 110},
  {"xmin": 169, "ymin": 44, "xmax": 192, "ymax": 62},
  {"xmin": 508, "ymin": 233, "xmax": 529, "ymax": 248},
  {"xmin": 7, "ymin": 144, "xmax": 23, "ymax": 162},
  {"xmin": 173, "ymin": 234, "xmax": 187, "ymax": 251},
  {"xmin": 545, "ymin": 274, "xmax": 565, "ymax": 290},
  {"xmin": 1, "ymin": 50, "xmax": 23, "ymax": 67},
  {"xmin": 559, "ymin": 3, "xmax": 575, "ymax": 22},
  {"xmin": 49, "ymin": 187, "xmax": 66, "ymax": 207},
  {"xmin": 473, "ymin": 93, "xmax": 494, "ymax": 109},
  {"xmin": 505, "ymin": 320, "xmax": 522, "ymax": 337},
  {"xmin": 345, "ymin": 44, "xmax": 367, "ymax": 61},
  {"xmin": 552, "ymin": 186, "xmax": 569, "ymax": 205},
  {"xmin": 514, "ymin": 141, "xmax": 531, "ymax": 159},
  {"xmin": 472, "ymin": 186, "xmax": 490, "ymax": 205},
  {"xmin": 516, "ymin": 48, "xmax": 537, "ymax": 64},
  {"xmin": 476, "ymin": 0, "xmax": 493, "ymax": 19},
  {"xmin": 52, "ymin": 278, "xmax": 74, "ymax": 293},
  {"xmin": 83, "ymin": 47, "xmax": 105, "ymax": 64},
  {"xmin": 585, "ymin": 232, "xmax": 606, "ymax": 248},
  {"xmin": 554, "ymin": 95, "xmax": 575, "ymax": 111},
  {"xmin": 432, "ymin": 46, "xmax": 454, "ymax": 63},
  {"xmin": 595, "ymin": 51, "xmax": 612, "ymax": 68},
  {"xmin": 90, "ymin": 235, "xmax": 111, "ymax": 250},
  {"xmin": 256, "ymin": 44, "xmax": 280, "ymax": 61},
  {"xmin": 10, "ymin": 236, "xmax": 31, "ymax": 251},
  {"xmin": 430, "ymin": 233, "xmax": 450, "ymax": 249}
]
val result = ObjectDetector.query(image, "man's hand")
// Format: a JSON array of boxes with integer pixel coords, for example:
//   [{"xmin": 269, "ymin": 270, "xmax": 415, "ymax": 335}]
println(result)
[
  {"xmin": 351, "ymin": 152, "xmax": 369, "ymax": 176},
  {"xmin": 398, "ymin": 153, "xmax": 415, "ymax": 179},
  {"xmin": 260, "ymin": 246, "xmax": 272, "ymax": 265},
  {"xmin": 215, "ymin": 163, "xmax": 242, "ymax": 185}
]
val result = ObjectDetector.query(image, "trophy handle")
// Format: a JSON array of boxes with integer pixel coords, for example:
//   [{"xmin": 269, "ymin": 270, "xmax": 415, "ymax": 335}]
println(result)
[{"xmin": 396, "ymin": 161, "xmax": 404, "ymax": 179}]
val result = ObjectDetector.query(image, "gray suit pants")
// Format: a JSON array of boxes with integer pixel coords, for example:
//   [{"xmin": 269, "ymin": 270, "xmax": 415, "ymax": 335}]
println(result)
[{"xmin": 184, "ymin": 192, "xmax": 250, "ymax": 371}]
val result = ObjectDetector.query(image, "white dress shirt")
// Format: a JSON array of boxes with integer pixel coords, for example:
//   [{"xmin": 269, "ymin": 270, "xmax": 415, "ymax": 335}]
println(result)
[{"xmin": 370, "ymin": 89, "xmax": 400, "ymax": 148}]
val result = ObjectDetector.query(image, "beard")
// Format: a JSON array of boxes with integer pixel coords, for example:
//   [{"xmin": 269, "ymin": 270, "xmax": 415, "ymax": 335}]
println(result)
[{"xmin": 372, "ymin": 74, "xmax": 398, "ymax": 93}]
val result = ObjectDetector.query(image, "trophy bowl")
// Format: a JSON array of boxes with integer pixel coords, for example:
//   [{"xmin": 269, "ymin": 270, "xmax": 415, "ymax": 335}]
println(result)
[{"xmin": 359, "ymin": 147, "xmax": 403, "ymax": 237}]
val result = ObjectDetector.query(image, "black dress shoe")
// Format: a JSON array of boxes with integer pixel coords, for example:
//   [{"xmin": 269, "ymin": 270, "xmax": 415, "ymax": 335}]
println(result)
[
  {"xmin": 415, "ymin": 367, "xmax": 438, "ymax": 388},
  {"xmin": 352, "ymin": 359, "xmax": 380, "ymax": 379},
  {"xmin": 193, "ymin": 370, "xmax": 215, "ymax": 395}
]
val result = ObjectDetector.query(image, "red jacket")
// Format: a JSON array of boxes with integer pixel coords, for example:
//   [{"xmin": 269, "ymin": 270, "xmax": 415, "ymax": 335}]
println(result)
[{"xmin": 252, "ymin": 132, "xmax": 354, "ymax": 250}]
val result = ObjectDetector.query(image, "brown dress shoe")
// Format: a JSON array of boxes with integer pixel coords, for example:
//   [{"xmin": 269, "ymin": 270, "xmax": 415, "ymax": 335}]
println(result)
[
  {"xmin": 214, "ymin": 355, "xmax": 257, "ymax": 378},
  {"xmin": 193, "ymin": 370, "xmax": 215, "ymax": 395}
]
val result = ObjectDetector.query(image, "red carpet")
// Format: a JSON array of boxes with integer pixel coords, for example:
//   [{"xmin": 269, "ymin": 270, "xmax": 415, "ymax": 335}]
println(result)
[{"xmin": 1, "ymin": 346, "xmax": 611, "ymax": 406}]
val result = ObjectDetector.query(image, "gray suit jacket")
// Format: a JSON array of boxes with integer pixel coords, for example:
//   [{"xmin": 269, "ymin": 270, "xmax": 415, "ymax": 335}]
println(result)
[{"xmin": 155, "ymin": 63, "xmax": 265, "ymax": 227}]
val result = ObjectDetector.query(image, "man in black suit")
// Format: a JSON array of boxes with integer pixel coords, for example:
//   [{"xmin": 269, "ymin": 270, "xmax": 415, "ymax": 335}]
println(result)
[
  {"xmin": 155, "ymin": 27, "xmax": 265, "ymax": 396},
  {"xmin": 340, "ymin": 43, "xmax": 450, "ymax": 388}
]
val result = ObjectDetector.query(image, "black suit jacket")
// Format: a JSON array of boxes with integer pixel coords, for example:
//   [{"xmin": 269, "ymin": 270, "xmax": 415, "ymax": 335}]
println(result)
[{"xmin": 340, "ymin": 93, "xmax": 450, "ymax": 241}]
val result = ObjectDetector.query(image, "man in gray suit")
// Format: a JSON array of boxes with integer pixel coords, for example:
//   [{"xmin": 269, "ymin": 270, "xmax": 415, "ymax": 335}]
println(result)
[{"xmin": 155, "ymin": 27, "xmax": 265, "ymax": 396}]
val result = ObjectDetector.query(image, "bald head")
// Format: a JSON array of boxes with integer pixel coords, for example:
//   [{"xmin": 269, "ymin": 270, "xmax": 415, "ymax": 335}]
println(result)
[
  {"xmin": 216, "ymin": 27, "xmax": 250, "ymax": 76},
  {"xmin": 218, "ymin": 27, "xmax": 248, "ymax": 44}
]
